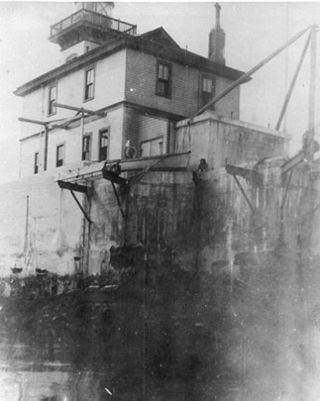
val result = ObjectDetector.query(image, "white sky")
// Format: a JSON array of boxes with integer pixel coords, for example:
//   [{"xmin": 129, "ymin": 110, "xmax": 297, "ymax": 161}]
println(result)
[{"xmin": 0, "ymin": 1, "xmax": 320, "ymax": 183}]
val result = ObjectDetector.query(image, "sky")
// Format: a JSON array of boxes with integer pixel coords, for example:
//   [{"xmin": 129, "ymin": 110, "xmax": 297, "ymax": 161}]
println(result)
[{"xmin": 0, "ymin": 1, "xmax": 320, "ymax": 183}]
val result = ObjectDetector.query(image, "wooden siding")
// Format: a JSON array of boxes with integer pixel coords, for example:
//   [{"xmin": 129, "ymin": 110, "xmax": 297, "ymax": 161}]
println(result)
[{"xmin": 125, "ymin": 48, "xmax": 240, "ymax": 119}]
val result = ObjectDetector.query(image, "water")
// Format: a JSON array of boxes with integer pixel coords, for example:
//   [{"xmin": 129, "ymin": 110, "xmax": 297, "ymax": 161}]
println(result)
[
  {"xmin": 0, "ymin": 287, "xmax": 145, "ymax": 401},
  {"xmin": 0, "ymin": 341, "xmax": 115, "ymax": 401}
]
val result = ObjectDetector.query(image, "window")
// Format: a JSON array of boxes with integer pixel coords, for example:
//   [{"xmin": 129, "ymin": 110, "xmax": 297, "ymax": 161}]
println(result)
[
  {"xmin": 56, "ymin": 144, "xmax": 64, "ymax": 167},
  {"xmin": 156, "ymin": 61, "xmax": 171, "ymax": 98},
  {"xmin": 84, "ymin": 67, "xmax": 95, "ymax": 101},
  {"xmin": 82, "ymin": 133, "xmax": 91, "ymax": 161},
  {"xmin": 48, "ymin": 85, "xmax": 57, "ymax": 115},
  {"xmin": 140, "ymin": 136, "xmax": 164, "ymax": 157},
  {"xmin": 201, "ymin": 77, "xmax": 215, "ymax": 108},
  {"xmin": 99, "ymin": 129, "xmax": 109, "ymax": 161},
  {"xmin": 34, "ymin": 152, "xmax": 39, "ymax": 174}
]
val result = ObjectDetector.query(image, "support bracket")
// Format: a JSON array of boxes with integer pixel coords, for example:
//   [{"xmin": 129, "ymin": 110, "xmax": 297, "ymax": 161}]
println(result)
[
  {"xmin": 70, "ymin": 190, "xmax": 92, "ymax": 224},
  {"xmin": 231, "ymin": 174, "xmax": 257, "ymax": 214},
  {"xmin": 57, "ymin": 180, "xmax": 92, "ymax": 224},
  {"xmin": 226, "ymin": 164, "xmax": 262, "ymax": 186},
  {"xmin": 57, "ymin": 180, "xmax": 92, "ymax": 195},
  {"xmin": 111, "ymin": 182, "xmax": 126, "ymax": 218},
  {"xmin": 281, "ymin": 151, "xmax": 305, "ymax": 178},
  {"xmin": 280, "ymin": 168, "xmax": 294, "ymax": 213}
]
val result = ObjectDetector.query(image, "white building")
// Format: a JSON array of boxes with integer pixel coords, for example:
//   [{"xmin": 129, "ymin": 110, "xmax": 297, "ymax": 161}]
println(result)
[{"xmin": 15, "ymin": 2, "xmax": 244, "ymax": 179}]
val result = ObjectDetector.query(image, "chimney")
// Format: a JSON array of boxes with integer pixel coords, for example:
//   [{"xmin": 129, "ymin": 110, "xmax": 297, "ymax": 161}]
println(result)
[{"xmin": 208, "ymin": 3, "xmax": 226, "ymax": 65}]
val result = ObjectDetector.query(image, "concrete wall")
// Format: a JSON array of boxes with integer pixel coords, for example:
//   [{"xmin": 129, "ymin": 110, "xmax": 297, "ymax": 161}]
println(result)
[
  {"xmin": 0, "ymin": 174, "xmax": 83, "ymax": 276},
  {"xmin": 175, "ymin": 112, "xmax": 288, "ymax": 169},
  {"xmin": 125, "ymin": 49, "xmax": 240, "ymax": 119},
  {"xmin": 1, "ymin": 148, "xmax": 319, "ymax": 399},
  {"xmin": 8, "ymin": 117, "xmax": 291, "ymax": 278}
]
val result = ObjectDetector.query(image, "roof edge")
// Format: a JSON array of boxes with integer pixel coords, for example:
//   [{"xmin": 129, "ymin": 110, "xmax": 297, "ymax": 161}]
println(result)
[{"xmin": 15, "ymin": 27, "xmax": 248, "ymax": 97}]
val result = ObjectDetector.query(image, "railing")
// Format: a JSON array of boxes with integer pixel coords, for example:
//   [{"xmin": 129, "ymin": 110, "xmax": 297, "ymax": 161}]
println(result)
[{"xmin": 50, "ymin": 9, "xmax": 137, "ymax": 38}]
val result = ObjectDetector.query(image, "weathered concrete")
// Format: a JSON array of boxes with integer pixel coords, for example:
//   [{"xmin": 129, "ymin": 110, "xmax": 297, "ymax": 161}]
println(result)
[{"xmin": 1, "ymin": 113, "xmax": 320, "ymax": 399}]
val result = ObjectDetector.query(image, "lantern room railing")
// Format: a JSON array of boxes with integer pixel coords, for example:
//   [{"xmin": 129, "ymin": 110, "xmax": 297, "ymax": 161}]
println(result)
[{"xmin": 50, "ymin": 9, "xmax": 137, "ymax": 38}]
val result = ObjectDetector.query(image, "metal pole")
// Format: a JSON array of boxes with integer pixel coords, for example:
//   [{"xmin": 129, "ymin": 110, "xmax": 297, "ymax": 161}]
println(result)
[
  {"xmin": 276, "ymin": 32, "xmax": 312, "ymax": 130},
  {"xmin": 23, "ymin": 195, "xmax": 29, "ymax": 256},
  {"xmin": 190, "ymin": 25, "xmax": 313, "ymax": 121},
  {"xmin": 308, "ymin": 25, "xmax": 318, "ymax": 163},
  {"xmin": 44, "ymin": 125, "xmax": 48, "ymax": 171},
  {"xmin": 81, "ymin": 111, "xmax": 84, "ymax": 138}
]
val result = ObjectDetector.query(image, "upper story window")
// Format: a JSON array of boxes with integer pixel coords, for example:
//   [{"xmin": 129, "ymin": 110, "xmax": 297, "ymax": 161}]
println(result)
[
  {"xmin": 56, "ymin": 144, "xmax": 65, "ymax": 167},
  {"xmin": 84, "ymin": 67, "xmax": 95, "ymax": 101},
  {"xmin": 156, "ymin": 61, "xmax": 171, "ymax": 98},
  {"xmin": 99, "ymin": 128, "xmax": 109, "ymax": 161},
  {"xmin": 82, "ymin": 133, "xmax": 91, "ymax": 161},
  {"xmin": 34, "ymin": 152, "xmax": 39, "ymax": 174},
  {"xmin": 48, "ymin": 85, "xmax": 57, "ymax": 116},
  {"xmin": 201, "ymin": 76, "xmax": 215, "ymax": 108}
]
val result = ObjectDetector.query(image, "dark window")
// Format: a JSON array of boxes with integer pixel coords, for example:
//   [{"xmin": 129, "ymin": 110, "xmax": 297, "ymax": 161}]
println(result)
[
  {"xmin": 34, "ymin": 152, "xmax": 39, "ymax": 174},
  {"xmin": 84, "ymin": 67, "xmax": 94, "ymax": 101},
  {"xmin": 82, "ymin": 134, "xmax": 91, "ymax": 161},
  {"xmin": 48, "ymin": 85, "xmax": 57, "ymax": 115},
  {"xmin": 201, "ymin": 77, "xmax": 215, "ymax": 108},
  {"xmin": 156, "ymin": 62, "xmax": 171, "ymax": 98},
  {"xmin": 56, "ymin": 144, "xmax": 64, "ymax": 167},
  {"xmin": 99, "ymin": 129, "xmax": 109, "ymax": 161}
]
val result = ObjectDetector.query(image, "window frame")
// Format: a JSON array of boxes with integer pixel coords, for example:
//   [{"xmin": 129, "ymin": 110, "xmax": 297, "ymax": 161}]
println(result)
[
  {"xmin": 82, "ymin": 132, "xmax": 92, "ymax": 161},
  {"xmin": 34, "ymin": 152, "xmax": 39, "ymax": 174},
  {"xmin": 84, "ymin": 66, "xmax": 95, "ymax": 102},
  {"xmin": 98, "ymin": 128, "xmax": 109, "ymax": 162},
  {"xmin": 155, "ymin": 60, "xmax": 172, "ymax": 99},
  {"xmin": 47, "ymin": 83, "xmax": 57, "ymax": 116},
  {"xmin": 56, "ymin": 143, "xmax": 65, "ymax": 168},
  {"xmin": 200, "ymin": 75, "xmax": 216, "ymax": 109}
]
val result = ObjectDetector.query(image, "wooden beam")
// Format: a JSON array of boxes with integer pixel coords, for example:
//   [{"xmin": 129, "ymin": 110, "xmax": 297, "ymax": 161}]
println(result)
[
  {"xmin": 190, "ymin": 25, "xmax": 312, "ymax": 121},
  {"xmin": 281, "ymin": 168, "xmax": 294, "ymax": 211},
  {"xmin": 307, "ymin": 25, "xmax": 318, "ymax": 163},
  {"xmin": 57, "ymin": 152, "xmax": 191, "ymax": 183},
  {"xmin": 281, "ymin": 151, "xmax": 305, "ymax": 176},
  {"xmin": 54, "ymin": 102, "xmax": 106, "ymax": 117},
  {"xmin": 102, "ymin": 169, "xmax": 129, "ymax": 186},
  {"xmin": 18, "ymin": 117, "xmax": 48, "ymax": 126},
  {"xmin": 51, "ymin": 114, "xmax": 82, "ymax": 130},
  {"xmin": 70, "ymin": 190, "xmax": 92, "ymax": 224},
  {"xmin": 111, "ymin": 182, "xmax": 126, "ymax": 218},
  {"xmin": 232, "ymin": 174, "xmax": 256, "ymax": 213},
  {"xmin": 57, "ymin": 180, "xmax": 90, "ymax": 194},
  {"xmin": 276, "ymin": 31, "xmax": 312, "ymax": 130},
  {"xmin": 225, "ymin": 164, "xmax": 262, "ymax": 186},
  {"xmin": 120, "ymin": 152, "xmax": 191, "ymax": 172}
]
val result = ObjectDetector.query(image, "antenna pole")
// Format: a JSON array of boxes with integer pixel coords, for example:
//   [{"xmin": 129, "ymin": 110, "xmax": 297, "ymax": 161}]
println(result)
[
  {"xmin": 304, "ymin": 24, "xmax": 318, "ymax": 164},
  {"xmin": 308, "ymin": 25, "xmax": 317, "ymax": 153}
]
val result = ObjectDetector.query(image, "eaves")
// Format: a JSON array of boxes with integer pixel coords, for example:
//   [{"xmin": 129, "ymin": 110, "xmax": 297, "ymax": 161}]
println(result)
[{"xmin": 15, "ymin": 33, "xmax": 250, "ymax": 97}]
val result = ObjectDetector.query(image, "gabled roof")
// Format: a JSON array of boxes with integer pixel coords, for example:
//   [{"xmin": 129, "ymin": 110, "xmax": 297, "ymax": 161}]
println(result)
[
  {"xmin": 15, "ymin": 27, "xmax": 248, "ymax": 97},
  {"xmin": 139, "ymin": 27, "xmax": 181, "ymax": 50}
]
